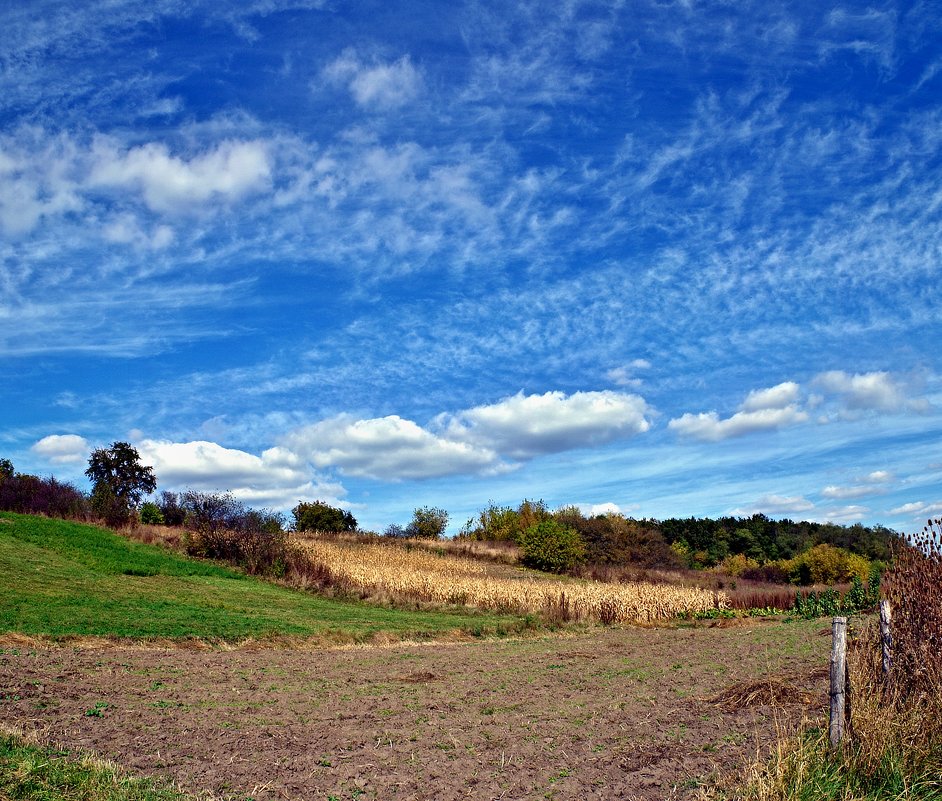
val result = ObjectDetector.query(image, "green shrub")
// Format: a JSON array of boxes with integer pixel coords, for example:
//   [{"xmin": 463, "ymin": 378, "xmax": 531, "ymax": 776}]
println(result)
[
  {"xmin": 90, "ymin": 481, "xmax": 133, "ymax": 528},
  {"xmin": 139, "ymin": 502, "xmax": 164, "ymax": 525},
  {"xmin": 292, "ymin": 500, "xmax": 357, "ymax": 533},
  {"xmin": 553, "ymin": 507, "xmax": 680, "ymax": 568},
  {"xmin": 156, "ymin": 491, "xmax": 185, "ymax": 526},
  {"xmin": 405, "ymin": 506, "xmax": 449, "ymax": 540},
  {"xmin": 519, "ymin": 520, "xmax": 585, "ymax": 573},
  {"xmin": 459, "ymin": 501, "xmax": 521, "ymax": 541}
]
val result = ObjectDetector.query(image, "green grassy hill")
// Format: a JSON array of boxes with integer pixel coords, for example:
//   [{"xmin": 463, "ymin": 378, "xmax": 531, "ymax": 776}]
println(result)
[{"xmin": 0, "ymin": 512, "xmax": 518, "ymax": 642}]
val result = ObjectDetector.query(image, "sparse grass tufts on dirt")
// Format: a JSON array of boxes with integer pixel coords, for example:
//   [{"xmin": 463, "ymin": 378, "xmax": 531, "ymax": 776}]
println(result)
[{"xmin": 0, "ymin": 728, "xmax": 193, "ymax": 801}]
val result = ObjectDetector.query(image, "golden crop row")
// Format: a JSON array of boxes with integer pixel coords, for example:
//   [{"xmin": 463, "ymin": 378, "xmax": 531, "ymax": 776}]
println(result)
[{"xmin": 299, "ymin": 539, "xmax": 724, "ymax": 623}]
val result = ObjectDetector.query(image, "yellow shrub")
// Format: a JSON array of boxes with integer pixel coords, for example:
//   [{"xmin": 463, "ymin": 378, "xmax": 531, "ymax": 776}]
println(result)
[
  {"xmin": 788, "ymin": 543, "xmax": 871, "ymax": 585},
  {"xmin": 717, "ymin": 553, "xmax": 759, "ymax": 576}
]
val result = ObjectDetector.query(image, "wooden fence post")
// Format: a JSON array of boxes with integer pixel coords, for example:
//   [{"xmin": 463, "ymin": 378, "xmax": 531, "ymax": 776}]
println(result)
[
  {"xmin": 879, "ymin": 600, "xmax": 893, "ymax": 684},
  {"xmin": 830, "ymin": 616, "xmax": 848, "ymax": 748}
]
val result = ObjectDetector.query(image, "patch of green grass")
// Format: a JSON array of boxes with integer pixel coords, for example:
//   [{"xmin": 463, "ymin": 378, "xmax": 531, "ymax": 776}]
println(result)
[
  {"xmin": 0, "ymin": 512, "xmax": 522, "ymax": 641},
  {"xmin": 733, "ymin": 727, "xmax": 942, "ymax": 801},
  {"xmin": 0, "ymin": 731, "xmax": 193, "ymax": 801}
]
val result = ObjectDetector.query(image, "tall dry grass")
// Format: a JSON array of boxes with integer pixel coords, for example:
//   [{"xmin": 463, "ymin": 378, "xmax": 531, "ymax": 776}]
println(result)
[
  {"xmin": 296, "ymin": 536, "xmax": 724, "ymax": 623},
  {"xmin": 737, "ymin": 518, "xmax": 942, "ymax": 801},
  {"xmin": 882, "ymin": 519, "xmax": 942, "ymax": 702}
]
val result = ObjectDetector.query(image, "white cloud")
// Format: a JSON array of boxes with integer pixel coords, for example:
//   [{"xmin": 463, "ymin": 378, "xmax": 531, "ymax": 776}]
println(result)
[
  {"xmin": 820, "ymin": 471, "xmax": 893, "ymax": 501},
  {"xmin": 670, "ymin": 381, "xmax": 809, "ymax": 442},
  {"xmin": 821, "ymin": 484, "xmax": 880, "ymax": 500},
  {"xmin": 864, "ymin": 470, "xmax": 893, "ymax": 483},
  {"xmin": 606, "ymin": 359, "xmax": 651, "ymax": 388},
  {"xmin": 30, "ymin": 434, "xmax": 89, "ymax": 465},
  {"xmin": 90, "ymin": 139, "xmax": 271, "ymax": 212},
  {"xmin": 582, "ymin": 502, "xmax": 624, "ymax": 516},
  {"xmin": 135, "ymin": 439, "xmax": 346, "ymax": 509},
  {"xmin": 437, "ymin": 390, "xmax": 652, "ymax": 459},
  {"xmin": 669, "ymin": 405, "xmax": 808, "ymax": 442},
  {"xmin": 677, "ymin": 372, "xmax": 934, "ymax": 443},
  {"xmin": 0, "ymin": 130, "xmax": 84, "ymax": 235},
  {"xmin": 730, "ymin": 494, "xmax": 815, "ymax": 516},
  {"xmin": 889, "ymin": 500, "xmax": 942, "ymax": 518},
  {"xmin": 813, "ymin": 370, "xmax": 905, "ymax": 411},
  {"xmin": 102, "ymin": 214, "xmax": 174, "ymax": 250},
  {"xmin": 323, "ymin": 50, "xmax": 422, "ymax": 111},
  {"xmin": 281, "ymin": 390, "xmax": 651, "ymax": 481},
  {"xmin": 821, "ymin": 505, "xmax": 870, "ymax": 522},
  {"xmin": 282, "ymin": 415, "xmax": 503, "ymax": 481},
  {"xmin": 740, "ymin": 381, "xmax": 801, "ymax": 412}
]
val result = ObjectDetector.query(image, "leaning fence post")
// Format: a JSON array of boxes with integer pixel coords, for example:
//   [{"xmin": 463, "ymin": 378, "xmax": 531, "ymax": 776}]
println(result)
[
  {"xmin": 829, "ymin": 616, "xmax": 848, "ymax": 748},
  {"xmin": 879, "ymin": 600, "xmax": 892, "ymax": 684}
]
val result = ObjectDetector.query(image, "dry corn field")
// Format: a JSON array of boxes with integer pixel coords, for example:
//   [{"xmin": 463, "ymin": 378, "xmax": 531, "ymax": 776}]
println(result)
[{"xmin": 296, "ymin": 537, "xmax": 725, "ymax": 623}]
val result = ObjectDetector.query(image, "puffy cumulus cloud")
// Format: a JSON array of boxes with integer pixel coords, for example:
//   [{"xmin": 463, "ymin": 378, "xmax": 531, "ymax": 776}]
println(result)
[
  {"xmin": 813, "ymin": 370, "xmax": 906, "ymax": 412},
  {"xmin": 0, "ymin": 128, "xmax": 272, "ymax": 234},
  {"xmin": 669, "ymin": 405, "xmax": 808, "ymax": 442},
  {"xmin": 135, "ymin": 439, "xmax": 345, "ymax": 509},
  {"xmin": 30, "ymin": 434, "xmax": 89, "ymax": 464},
  {"xmin": 669, "ymin": 381, "xmax": 809, "ymax": 442},
  {"xmin": 89, "ymin": 139, "xmax": 271, "ymax": 212},
  {"xmin": 436, "ymin": 390, "xmax": 652, "ymax": 460},
  {"xmin": 731, "ymin": 494, "xmax": 815, "ymax": 516},
  {"xmin": 282, "ymin": 415, "xmax": 504, "ymax": 481},
  {"xmin": 281, "ymin": 391, "xmax": 652, "ymax": 481},
  {"xmin": 323, "ymin": 50, "xmax": 422, "ymax": 110},
  {"xmin": 671, "ymin": 370, "xmax": 933, "ymax": 444},
  {"xmin": 740, "ymin": 381, "xmax": 801, "ymax": 412}
]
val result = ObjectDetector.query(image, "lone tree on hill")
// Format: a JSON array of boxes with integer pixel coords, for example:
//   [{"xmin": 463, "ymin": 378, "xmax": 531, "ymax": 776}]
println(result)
[
  {"xmin": 86, "ymin": 442, "xmax": 156, "ymax": 525},
  {"xmin": 406, "ymin": 506, "xmax": 449, "ymax": 539}
]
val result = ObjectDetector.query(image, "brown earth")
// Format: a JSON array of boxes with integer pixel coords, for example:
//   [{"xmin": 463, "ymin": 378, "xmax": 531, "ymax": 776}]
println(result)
[{"xmin": 0, "ymin": 619, "xmax": 829, "ymax": 801}]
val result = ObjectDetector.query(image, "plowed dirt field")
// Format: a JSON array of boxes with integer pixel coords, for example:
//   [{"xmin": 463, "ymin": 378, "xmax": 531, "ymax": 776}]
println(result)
[{"xmin": 0, "ymin": 619, "xmax": 829, "ymax": 800}]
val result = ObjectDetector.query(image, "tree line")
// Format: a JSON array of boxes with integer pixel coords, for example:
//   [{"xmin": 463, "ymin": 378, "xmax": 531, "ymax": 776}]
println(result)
[
  {"xmin": 455, "ymin": 500, "xmax": 900, "ymax": 581},
  {"xmin": 0, "ymin": 444, "xmax": 902, "ymax": 585}
]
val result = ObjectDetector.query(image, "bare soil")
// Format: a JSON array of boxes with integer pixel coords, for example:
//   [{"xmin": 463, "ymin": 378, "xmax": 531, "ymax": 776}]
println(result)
[{"xmin": 0, "ymin": 619, "xmax": 829, "ymax": 800}]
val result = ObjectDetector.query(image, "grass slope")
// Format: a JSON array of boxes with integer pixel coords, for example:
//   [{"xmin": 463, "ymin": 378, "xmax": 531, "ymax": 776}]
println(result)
[{"xmin": 0, "ymin": 513, "xmax": 519, "ymax": 641}]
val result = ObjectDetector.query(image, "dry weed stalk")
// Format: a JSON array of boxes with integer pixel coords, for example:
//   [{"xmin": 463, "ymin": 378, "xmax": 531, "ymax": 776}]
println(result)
[
  {"xmin": 882, "ymin": 518, "xmax": 942, "ymax": 703},
  {"xmin": 734, "ymin": 518, "xmax": 942, "ymax": 801}
]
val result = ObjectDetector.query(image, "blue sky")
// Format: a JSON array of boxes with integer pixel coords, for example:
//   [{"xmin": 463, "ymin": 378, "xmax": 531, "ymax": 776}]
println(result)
[{"xmin": 2, "ymin": 0, "xmax": 940, "ymax": 534}]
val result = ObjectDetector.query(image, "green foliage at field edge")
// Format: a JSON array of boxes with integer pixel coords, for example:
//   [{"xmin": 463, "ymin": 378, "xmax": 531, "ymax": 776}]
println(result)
[{"xmin": 737, "ymin": 726, "xmax": 942, "ymax": 801}]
